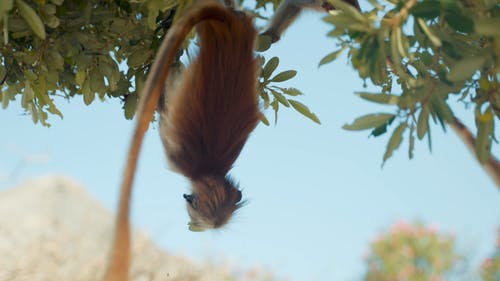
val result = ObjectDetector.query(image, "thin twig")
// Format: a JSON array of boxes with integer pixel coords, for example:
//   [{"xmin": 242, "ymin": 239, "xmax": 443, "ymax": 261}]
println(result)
[{"xmin": 449, "ymin": 117, "xmax": 500, "ymax": 190}]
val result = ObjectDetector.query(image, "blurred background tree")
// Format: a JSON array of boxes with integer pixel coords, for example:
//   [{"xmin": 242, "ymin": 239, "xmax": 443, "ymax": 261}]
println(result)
[
  {"xmin": 0, "ymin": 0, "xmax": 499, "ymax": 185},
  {"xmin": 481, "ymin": 229, "xmax": 500, "ymax": 281},
  {"xmin": 362, "ymin": 221, "xmax": 460, "ymax": 281}
]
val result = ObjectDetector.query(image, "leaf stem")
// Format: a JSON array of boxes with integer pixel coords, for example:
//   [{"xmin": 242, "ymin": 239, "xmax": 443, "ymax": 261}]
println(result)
[{"xmin": 391, "ymin": 0, "xmax": 418, "ymax": 26}]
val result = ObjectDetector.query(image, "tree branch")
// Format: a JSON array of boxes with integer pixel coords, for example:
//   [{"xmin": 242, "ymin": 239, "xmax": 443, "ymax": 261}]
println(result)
[{"xmin": 449, "ymin": 117, "xmax": 500, "ymax": 190}]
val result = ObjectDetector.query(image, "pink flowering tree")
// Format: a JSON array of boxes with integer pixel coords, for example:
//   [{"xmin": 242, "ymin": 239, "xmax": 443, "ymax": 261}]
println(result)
[
  {"xmin": 363, "ymin": 221, "xmax": 459, "ymax": 281},
  {"xmin": 481, "ymin": 230, "xmax": 500, "ymax": 281}
]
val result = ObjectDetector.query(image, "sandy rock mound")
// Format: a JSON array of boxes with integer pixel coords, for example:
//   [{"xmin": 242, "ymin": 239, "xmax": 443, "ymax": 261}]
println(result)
[{"xmin": 0, "ymin": 175, "xmax": 267, "ymax": 281}]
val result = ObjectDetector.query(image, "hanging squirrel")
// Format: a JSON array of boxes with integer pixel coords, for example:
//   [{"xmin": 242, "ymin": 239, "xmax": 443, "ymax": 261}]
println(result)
[
  {"xmin": 103, "ymin": 1, "xmax": 260, "ymax": 280},
  {"xmin": 103, "ymin": 0, "xmax": 361, "ymax": 280}
]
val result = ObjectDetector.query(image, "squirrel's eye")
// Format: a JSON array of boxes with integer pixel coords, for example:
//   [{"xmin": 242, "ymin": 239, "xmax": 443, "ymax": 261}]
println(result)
[
  {"xmin": 236, "ymin": 190, "xmax": 242, "ymax": 203},
  {"xmin": 183, "ymin": 194, "xmax": 198, "ymax": 208}
]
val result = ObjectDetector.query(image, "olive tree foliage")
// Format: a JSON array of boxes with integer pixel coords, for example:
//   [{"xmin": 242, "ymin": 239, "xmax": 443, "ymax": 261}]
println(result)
[
  {"xmin": 316, "ymin": 0, "xmax": 500, "ymax": 187},
  {"xmin": 0, "ymin": 0, "xmax": 317, "ymax": 127}
]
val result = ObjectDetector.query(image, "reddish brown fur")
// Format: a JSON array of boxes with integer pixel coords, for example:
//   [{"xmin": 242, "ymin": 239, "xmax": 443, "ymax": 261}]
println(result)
[
  {"xmin": 188, "ymin": 175, "xmax": 243, "ymax": 228},
  {"xmin": 161, "ymin": 12, "xmax": 261, "ymax": 179},
  {"xmin": 160, "ymin": 7, "xmax": 261, "ymax": 230}
]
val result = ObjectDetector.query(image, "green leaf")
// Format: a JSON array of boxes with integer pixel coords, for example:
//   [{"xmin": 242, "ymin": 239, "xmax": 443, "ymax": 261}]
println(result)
[
  {"xmin": 447, "ymin": 56, "xmax": 485, "ymax": 82},
  {"xmin": 444, "ymin": 8, "xmax": 474, "ymax": 33},
  {"xmin": 357, "ymin": 92, "xmax": 399, "ymax": 105},
  {"xmin": 475, "ymin": 107, "xmax": 494, "ymax": 164},
  {"xmin": 409, "ymin": 125, "xmax": 415, "ymax": 159},
  {"xmin": 319, "ymin": 47, "xmax": 346, "ymax": 67},
  {"xmin": 371, "ymin": 125, "xmax": 387, "ymax": 137},
  {"xmin": 75, "ymin": 53, "xmax": 93, "ymax": 70},
  {"xmin": 371, "ymin": 115, "xmax": 395, "ymax": 137},
  {"xmin": 270, "ymin": 90, "xmax": 289, "ymax": 107},
  {"xmin": 343, "ymin": 113, "xmax": 395, "ymax": 131},
  {"xmin": 441, "ymin": 41, "xmax": 463, "ymax": 60},
  {"xmin": 147, "ymin": 8, "xmax": 159, "ymax": 30},
  {"xmin": 383, "ymin": 123, "xmax": 407, "ymax": 163},
  {"xmin": 46, "ymin": 98, "xmax": 63, "ymax": 118},
  {"xmin": 1, "ymin": 89, "xmax": 8, "ymax": 109},
  {"xmin": 323, "ymin": 13, "xmax": 357, "ymax": 28},
  {"xmin": 365, "ymin": 34, "xmax": 387, "ymax": 85},
  {"xmin": 288, "ymin": 99, "xmax": 321, "ymax": 124},
  {"xmin": 0, "ymin": 0, "xmax": 13, "ymax": 14},
  {"xmin": 256, "ymin": 34, "xmax": 272, "ymax": 52},
  {"xmin": 50, "ymin": 0, "xmax": 64, "ymax": 5},
  {"xmin": 261, "ymin": 57, "xmax": 279, "ymax": 80},
  {"xmin": 44, "ymin": 14, "xmax": 60, "ymax": 28},
  {"xmin": 39, "ymin": 111, "xmax": 50, "ymax": 127},
  {"xmin": 430, "ymin": 94, "xmax": 454, "ymax": 124},
  {"xmin": 271, "ymin": 100, "xmax": 279, "ymax": 125},
  {"xmin": 396, "ymin": 27, "xmax": 409, "ymax": 58},
  {"xmin": 128, "ymin": 49, "xmax": 152, "ymax": 69},
  {"xmin": 24, "ymin": 70, "xmax": 37, "ymax": 81},
  {"xmin": 260, "ymin": 89, "xmax": 270, "ymax": 109},
  {"xmin": 417, "ymin": 104, "xmax": 429, "ymax": 139},
  {"xmin": 261, "ymin": 115, "xmax": 270, "ymax": 126},
  {"xmin": 146, "ymin": 0, "xmax": 175, "ymax": 30},
  {"xmin": 124, "ymin": 92, "xmax": 137, "ymax": 119},
  {"xmin": 16, "ymin": 0, "xmax": 46, "ymax": 39},
  {"xmin": 75, "ymin": 71, "xmax": 86, "ymax": 86},
  {"xmin": 367, "ymin": 0, "xmax": 383, "ymax": 10},
  {"xmin": 29, "ymin": 102, "xmax": 38, "ymax": 124},
  {"xmin": 475, "ymin": 18, "xmax": 500, "ymax": 36},
  {"xmin": 82, "ymin": 78, "xmax": 94, "ymax": 105},
  {"xmin": 2, "ymin": 17, "xmax": 8, "ymax": 44},
  {"xmin": 281, "ymin": 87, "xmax": 302, "ymax": 96},
  {"xmin": 410, "ymin": 0, "xmax": 441, "ymax": 19},
  {"xmin": 114, "ymin": 0, "xmax": 132, "ymax": 13},
  {"xmin": 100, "ymin": 62, "xmax": 120, "ymax": 91},
  {"xmin": 420, "ymin": 51, "xmax": 433, "ymax": 67},
  {"xmin": 417, "ymin": 18, "xmax": 441, "ymax": 47},
  {"xmin": 21, "ymin": 81, "xmax": 35, "ymax": 108},
  {"xmin": 41, "ymin": 3, "xmax": 56, "ymax": 15},
  {"xmin": 270, "ymin": 70, "xmax": 297, "ymax": 83},
  {"xmin": 327, "ymin": 0, "xmax": 366, "ymax": 23},
  {"xmin": 89, "ymin": 70, "xmax": 105, "ymax": 94},
  {"xmin": 47, "ymin": 50, "xmax": 64, "ymax": 70}
]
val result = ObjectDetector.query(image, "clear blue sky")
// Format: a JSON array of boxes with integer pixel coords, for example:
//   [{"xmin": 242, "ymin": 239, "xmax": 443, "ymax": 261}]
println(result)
[{"xmin": 1, "ymin": 2, "xmax": 500, "ymax": 281}]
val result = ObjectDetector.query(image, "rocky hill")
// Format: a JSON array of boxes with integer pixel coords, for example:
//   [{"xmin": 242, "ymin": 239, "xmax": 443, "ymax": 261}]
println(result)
[{"xmin": 0, "ymin": 175, "xmax": 272, "ymax": 281}]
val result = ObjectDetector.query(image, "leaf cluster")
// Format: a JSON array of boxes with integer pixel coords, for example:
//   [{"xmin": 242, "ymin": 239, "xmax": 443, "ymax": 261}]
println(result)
[
  {"xmin": 0, "ymin": 0, "xmax": 312, "ymax": 126},
  {"xmin": 0, "ymin": 0, "xmax": 179, "ymax": 125},
  {"xmin": 322, "ymin": 0, "xmax": 500, "ymax": 164},
  {"xmin": 258, "ymin": 56, "xmax": 320, "ymax": 125}
]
